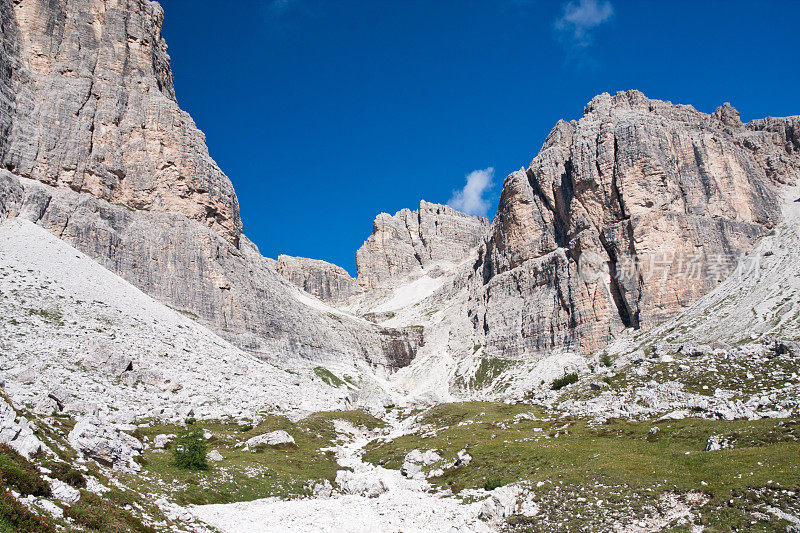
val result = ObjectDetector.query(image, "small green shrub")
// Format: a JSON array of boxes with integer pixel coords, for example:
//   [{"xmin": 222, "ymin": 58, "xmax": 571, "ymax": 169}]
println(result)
[
  {"xmin": 551, "ymin": 373, "xmax": 579, "ymax": 390},
  {"xmin": 239, "ymin": 424, "xmax": 254, "ymax": 433},
  {"xmin": 172, "ymin": 426, "xmax": 208, "ymax": 470},
  {"xmin": 0, "ymin": 445, "xmax": 51, "ymax": 497},
  {"xmin": 483, "ymin": 478, "xmax": 504, "ymax": 491},
  {"xmin": 600, "ymin": 354, "xmax": 612, "ymax": 367}
]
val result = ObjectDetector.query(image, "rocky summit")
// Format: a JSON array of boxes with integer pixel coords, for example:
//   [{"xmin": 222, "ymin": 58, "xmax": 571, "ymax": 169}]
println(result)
[
  {"xmin": 471, "ymin": 91, "xmax": 799, "ymax": 356},
  {"xmin": 0, "ymin": 1, "xmax": 799, "ymax": 532}
]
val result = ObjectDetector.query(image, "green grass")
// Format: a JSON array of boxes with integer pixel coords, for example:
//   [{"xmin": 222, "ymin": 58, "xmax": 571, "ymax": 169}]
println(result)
[
  {"xmin": 468, "ymin": 357, "xmax": 514, "ymax": 390},
  {"xmin": 63, "ymin": 490, "xmax": 156, "ymax": 533},
  {"xmin": 0, "ymin": 491, "xmax": 54, "ymax": 533},
  {"xmin": 0, "ymin": 445, "xmax": 50, "ymax": 497},
  {"xmin": 313, "ymin": 366, "xmax": 347, "ymax": 388},
  {"xmin": 363, "ymin": 402, "xmax": 800, "ymax": 530},
  {"xmin": 129, "ymin": 410, "xmax": 385, "ymax": 505}
]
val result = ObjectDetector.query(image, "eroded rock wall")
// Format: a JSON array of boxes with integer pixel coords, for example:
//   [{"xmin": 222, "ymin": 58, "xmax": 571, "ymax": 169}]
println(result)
[
  {"xmin": 274, "ymin": 255, "xmax": 363, "ymax": 304},
  {"xmin": 356, "ymin": 200, "xmax": 490, "ymax": 290},
  {"xmin": 471, "ymin": 91, "xmax": 799, "ymax": 356},
  {"xmin": 0, "ymin": 0, "xmax": 241, "ymax": 244}
]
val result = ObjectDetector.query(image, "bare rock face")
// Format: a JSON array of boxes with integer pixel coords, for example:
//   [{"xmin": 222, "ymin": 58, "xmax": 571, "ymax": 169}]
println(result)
[
  {"xmin": 0, "ymin": 0, "xmax": 241, "ymax": 244},
  {"xmin": 357, "ymin": 200, "xmax": 490, "ymax": 290},
  {"xmin": 0, "ymin": 171, "xmax": 423, "ymax": 368},
  {"xmin": 0, "ymin": 0, "xmax": 424, "ymax": 370},
  {"xmin": 472, "ymin": 91, "xmax": 799, "ymax": 356},
  {"xmin": 275, "ymin": 255, "xmax": 362, "ymax": 304}
]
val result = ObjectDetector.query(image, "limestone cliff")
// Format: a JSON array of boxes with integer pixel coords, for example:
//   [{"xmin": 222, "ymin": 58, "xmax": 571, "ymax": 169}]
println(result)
[
  {"xmin": 274, "ymin": 255, "xmax": 363, "ymax": 304},
  {"xmin": 471, "ymin": 91, "xmax": 799, "ymax": 356},
  {"xmin": 0, "ymin": 0, "xmax": 422, "ymax": 370},
  {"xmin": 356, "ymin": 200, "xmax": 490, "ymax": 290},
  {"xmin": 0, "ymin": 0, "xmax": 240, "ymax": 243}
]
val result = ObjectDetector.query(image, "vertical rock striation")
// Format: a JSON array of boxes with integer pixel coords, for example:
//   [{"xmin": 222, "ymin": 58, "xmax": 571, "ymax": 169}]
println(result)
[
  {"xmin": 356, "ymin": 200, "xmax": 490, "ymax": 290},
  {"xmin": 471, "ymin": 91, "xmax": 799, "ymax": 356},
  {"xmin": 274, "ymin": 255, "xmax": 363, "ymax": 304},
  {"xmin": 0, "ymin": 0, "xmax": 240, "ymax": 243}
]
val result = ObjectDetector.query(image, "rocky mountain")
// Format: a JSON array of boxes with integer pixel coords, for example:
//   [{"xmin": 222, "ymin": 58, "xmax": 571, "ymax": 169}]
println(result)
[
  {"xmin": 468, "ymin": 91, "xmax": 800, "ymax": 357},
  {"xmin": 0, "ymin": 0, "xmax": 422, "ymax": 370},
  {"xmin": 0, "ymin": 0, "xmax": 240, "ymax": 243},
  {"xmin": 273, "ymin": 254, "xmax": 363, "ymax": 304},
  {"xmin": 356, "ymin": 200, "xmax": 490, "ymax": 290},
  {"xmin": 1, "ymin": 1, "xmax": 800, "ymax": 531}
]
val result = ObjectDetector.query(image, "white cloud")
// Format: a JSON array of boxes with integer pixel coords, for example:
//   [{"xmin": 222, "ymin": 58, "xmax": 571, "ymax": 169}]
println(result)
[
  {"xmin": 555, "ymin": 0, "xmax": 614, "ymax": 47},
  {"xmin": 448, "ymin": 168, "xmax": 495, "ymax": 217}
]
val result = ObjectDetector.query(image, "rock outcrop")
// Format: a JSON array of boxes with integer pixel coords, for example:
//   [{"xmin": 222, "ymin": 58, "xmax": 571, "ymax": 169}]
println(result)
[
  {"xmin": 68, "ymin": 417, "xmax": 144, "ymax": 473},
  {"xmin": 471, "ymin": 91, "xmax": 799, "ymax": 356},
  {"xmin": 0, "ymin": 0, "xmax": 241, "ymax": 244},
  {"xmin": 356, "ymin": 200, "xmax": 490, "ymax": 290},
  {"xmin": 0, "ymin": 396, "xmax": 43, "ymax": 458},
  {"xmin": 274, "ymin": 255, "xmax": 362, "ymax": 304}
]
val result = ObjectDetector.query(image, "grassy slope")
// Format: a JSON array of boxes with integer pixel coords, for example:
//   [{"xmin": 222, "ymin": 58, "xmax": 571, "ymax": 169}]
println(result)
[
  {"xmin": 363, "ymin": 402, "xmax": 800, "ymax": 531},
  {"xmin": 129, "ymin": 410, "xmax": 386, "ymax": 506}
]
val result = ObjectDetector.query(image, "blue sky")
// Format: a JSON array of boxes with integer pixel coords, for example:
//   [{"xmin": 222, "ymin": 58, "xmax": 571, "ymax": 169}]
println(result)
[{"xmin": 161, "ymin": 0, "xmax": 800, "ymax": 274}]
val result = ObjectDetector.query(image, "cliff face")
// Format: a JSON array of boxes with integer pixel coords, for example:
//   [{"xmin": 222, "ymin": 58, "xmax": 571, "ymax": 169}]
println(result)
[
  {"xmin": 356, "ymin": 200, "xmax": 490, "ymax": 290},
  {"xmin": 0, "ymin": 0, "xmax": 240, "ymax": 244},
  {"xmin": 472, "ymin": 91, "xmax": 799, "ymax": 356},
  {"xmin": 274, "ymin": 255, "xmax": 363, "ymax": 304},
  {"xmin": 0, "ymin": 171, "xmax": 426, "ymax": 368},
  {"xmin": 0, "ymin": 0, "xmax": 423, "ymax": 370}
]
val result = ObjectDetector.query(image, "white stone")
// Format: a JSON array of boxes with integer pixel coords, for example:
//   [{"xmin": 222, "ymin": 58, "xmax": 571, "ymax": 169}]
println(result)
[
  {"xmin": 242, "ymin": 430, "xmax": 295, "ymax": 451},
  {"xmin": 50, "ymin": 478, "xmax": 81, "ymax": 503},
  {"xmin": 335, "ymin": 470, "xmax": 389, "ymax": 498}
]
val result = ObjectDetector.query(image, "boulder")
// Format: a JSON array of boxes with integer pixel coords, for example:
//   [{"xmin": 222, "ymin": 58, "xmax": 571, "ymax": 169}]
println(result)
[
  {"xmin": 312, "ymin": 479, "xmax": 334, "ymax": 499},
  {"xmin": 48, "ymin": 386, "xmax": 71, "ymax": 411},
  {"xmin": 454, "ymin": 449, "xmax": 472, "ymax": 467},
  {"xmin": 84, "ymin": 350, "xmax": 133, "ymax": 377},
  {"xmin": 335, "ymin": 470, "xmax": 389, "ymax": 498},
  {"xmin": 0, "ymin": 397, "xmax": 43, "ymax": 458},
  {"xmin": 704, "ymin": 435, "xmax": 732, "ymax": 452},
  {"xmin": 478, "ymin": 485, "xmax": 521, "ymax": 522},
  {"xmin": 401, "ymin": 449, "xmax": 442, "ymax": 478},
  {"xmin": 153, "ymin": 434, "xmax": 175, "ymax": 450},
  {"xmin": 50, "ymin": 478, "xmax": 81, "ymax": 503},
  {"xmin": 68, "ymin": 418, "xmax": 143, "ymax": 473},
  {"xmin": 241, "ymin": 430, "xmax": 295, "ymax": 451}
]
